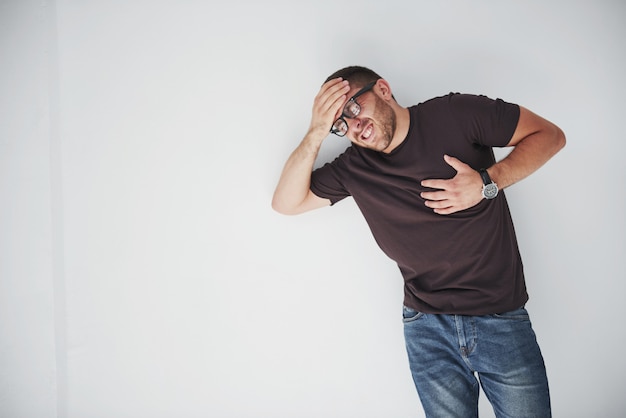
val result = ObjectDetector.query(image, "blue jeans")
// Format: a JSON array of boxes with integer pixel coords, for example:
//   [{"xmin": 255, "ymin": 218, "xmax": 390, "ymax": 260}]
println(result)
[{"xmin": 403, "ymin": 306, "xmax": 551, "ymax": 417}]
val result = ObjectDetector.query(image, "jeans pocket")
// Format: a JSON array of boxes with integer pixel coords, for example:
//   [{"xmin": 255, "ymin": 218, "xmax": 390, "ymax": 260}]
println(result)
[
  {"xmin": 491, "ymin": 306, "xmax": 530, "ymax": 321},
  {"xmin": 402, "ymin": 305, "xmax": 424, "ymax": 323}
]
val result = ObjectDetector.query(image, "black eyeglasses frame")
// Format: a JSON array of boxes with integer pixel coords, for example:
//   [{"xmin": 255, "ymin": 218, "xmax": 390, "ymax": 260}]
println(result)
[{"xmin": 330, "ymin": 80, "xmax": 378, "ymax": 137}]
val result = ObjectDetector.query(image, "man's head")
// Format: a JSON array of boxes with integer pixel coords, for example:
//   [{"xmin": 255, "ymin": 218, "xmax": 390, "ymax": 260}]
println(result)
[
  {"xmin": 325, "ymin": 66, "xmax": 399, "ymax": 153},
  {"xmin": 325, "ymin": 66, "xmax": 384, "ymax": 88}
]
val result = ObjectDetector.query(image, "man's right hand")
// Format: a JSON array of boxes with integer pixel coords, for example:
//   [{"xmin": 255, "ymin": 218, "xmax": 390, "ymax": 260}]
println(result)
[{"xmin": 307, "ymin": 77, "xmax": 350, "ymax": 139}]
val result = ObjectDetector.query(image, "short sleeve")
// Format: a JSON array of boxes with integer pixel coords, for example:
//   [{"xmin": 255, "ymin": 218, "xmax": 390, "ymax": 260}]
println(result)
[
  {"xmin": 448, "ymin": 94, "xmax": 520, "ymax": 147},
  {"xmin": 310, "ymin": 157, "xmax": 351, "ymax": 205}
]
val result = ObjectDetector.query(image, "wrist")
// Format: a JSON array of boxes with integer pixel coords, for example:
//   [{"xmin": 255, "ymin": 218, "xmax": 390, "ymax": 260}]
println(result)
[
  {"xmin": 304, "ymin": 124, "xmax": 330, "ymax": 144},
  {"xmin": 478, "ymin": 168, "xmax": 499, "ymax": 199}
]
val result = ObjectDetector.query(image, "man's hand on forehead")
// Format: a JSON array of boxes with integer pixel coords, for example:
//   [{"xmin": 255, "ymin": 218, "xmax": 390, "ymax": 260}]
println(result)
[{"xmin": 309, "ymin": 77, "xmax": 350, "ymax": 137}]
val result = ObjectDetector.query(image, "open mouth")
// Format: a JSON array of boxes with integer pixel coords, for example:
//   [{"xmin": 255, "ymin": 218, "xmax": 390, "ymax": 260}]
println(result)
[{"xmin": 361, "ymin": 123, "xmax": 374, "ymax": 141}]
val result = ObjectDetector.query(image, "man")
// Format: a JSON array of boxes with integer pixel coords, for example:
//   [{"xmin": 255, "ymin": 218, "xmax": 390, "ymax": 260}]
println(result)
[{"xmin": 272, "ymin": 66, "xmax": 565, "ymax": 417}]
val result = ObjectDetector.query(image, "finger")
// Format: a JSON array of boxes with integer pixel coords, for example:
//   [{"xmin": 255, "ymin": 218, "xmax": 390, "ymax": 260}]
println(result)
[
  {"xmin": 314, "ymin": 79, "xmax": 344, "ymax": 107},
  {"xmin": 312, "ymin": 80, "xmax": 349, "ymax": 129},
  {"xmin": 316, "ymin": 91, "xmax": 349, "ymax": 125},
  {"xmin": 420, "ymin": 190, "xmax": 447, "ymax": 201},
  {"xmin": 421, "ymin": 179, "xmax": 447, "ymax": 190},
  {"xmin": 318, "ymin": 77, "xmax": 345, "ymax": 95},
  {"xmin": 318, "ymin": 79, "xmax": 349, "ymax": 107},
  {"xmin": 433, "ymin": 206, "xmax": 457, "ymax": 215},
  {"xmin": 424, "ymin": 200, "xmax": 450, "ymax": 209},
  {"xmin": 422, "ymin": 198, "xmax": 457, "ymax": 214},
  {"xmin": 443, "ymin": 154, "xmax": 469, "ymax": 173},
  {"xmin": 424, "ymin": 199, "xmax": 451, "ymax": 209}
]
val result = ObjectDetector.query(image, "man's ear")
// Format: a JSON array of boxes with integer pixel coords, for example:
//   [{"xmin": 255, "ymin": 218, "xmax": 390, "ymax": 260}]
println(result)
[{"xmin": 376, "ymin": 79, "xmax": 393, "ymax": 101}]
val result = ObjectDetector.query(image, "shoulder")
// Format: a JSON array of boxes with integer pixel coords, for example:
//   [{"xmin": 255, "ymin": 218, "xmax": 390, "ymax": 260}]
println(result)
[
  {"xmin": 414, "ymin": 93, "xmax": 482, "ymax": 116},
  {"xmin": 419, "ymin": 93, "xmax": 519, "ymax": 120},
  {"xmin": 419, "ymin": 92, "xmax": 517, "ymax": 106},
  {"xmin": 314, "ymin": 144, "xmax": 357, "ymax": 173}
]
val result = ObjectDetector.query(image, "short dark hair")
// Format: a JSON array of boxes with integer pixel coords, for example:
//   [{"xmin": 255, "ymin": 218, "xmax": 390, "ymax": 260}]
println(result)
[
  {"xmin": 325, "ymin": 66, "xmax": 395, "ymax": 101},
  {"xmin": 325, "ymin": 66, "xmax": 384, "ymax": 88}
]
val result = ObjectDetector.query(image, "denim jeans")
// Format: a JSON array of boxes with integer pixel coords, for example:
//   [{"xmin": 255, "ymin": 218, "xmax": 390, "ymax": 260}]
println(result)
[{"xmin": 403, "ymin": 306, "xmax": 551, "ymax": 417}]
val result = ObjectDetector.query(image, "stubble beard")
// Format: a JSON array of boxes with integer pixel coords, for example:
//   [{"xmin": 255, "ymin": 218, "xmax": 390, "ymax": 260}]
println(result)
[{"xmin": 370, "ymin": 95, "xmax": 397, "ymax": 152}]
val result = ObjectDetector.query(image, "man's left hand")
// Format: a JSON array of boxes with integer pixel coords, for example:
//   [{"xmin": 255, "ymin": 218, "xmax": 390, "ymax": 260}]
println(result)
[{"xmin": 420, "ymin": 155, "xmax": 484, "ymax": 215}]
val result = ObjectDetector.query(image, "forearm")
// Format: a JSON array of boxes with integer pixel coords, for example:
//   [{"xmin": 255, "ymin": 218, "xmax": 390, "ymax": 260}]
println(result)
[
  {"xmin": 271, "ymin": 130, "xmax": 325, "ymax": 214},
  {"xmin": 272, "ymin": 77, "xmax": 350, "ymax": 215},
  {"xmin": 488, "ymin": 109, "xmax": 566, "ymax": 189}
]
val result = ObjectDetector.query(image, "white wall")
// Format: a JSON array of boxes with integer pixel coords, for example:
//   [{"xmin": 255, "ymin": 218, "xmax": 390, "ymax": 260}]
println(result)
[
  {"xmin": 1, "ymin": 0, "xmax": 625, "ymax": 417},
  {"xmin": 0, "ymin": 0, "xmax": 59, "ymax": 417}
]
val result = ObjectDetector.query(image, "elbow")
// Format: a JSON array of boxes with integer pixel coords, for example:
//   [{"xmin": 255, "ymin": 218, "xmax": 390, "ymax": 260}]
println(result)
[
  {"xmin": 271, "ymin": 203, "xmax": 290, "ymax": 216},
  {"xmin": 271, "ymin": 196, "xmax": 299, "ymax": 216},
  {"xmin": 271, "ymin": 197, "xmax": 288, "ymax": 215},
  {"xmin": 554, "ymin": 125, "xmax": 566, "ymax": 152},
  {"xmin": 540, "ymin": 121, "xmax": 566, "ymax": 155}
]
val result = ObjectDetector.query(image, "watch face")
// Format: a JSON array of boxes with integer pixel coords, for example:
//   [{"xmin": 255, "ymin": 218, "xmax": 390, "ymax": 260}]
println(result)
[{"xmin": 483, "ymin": 183, "xmax": 498, "ymax": 199}]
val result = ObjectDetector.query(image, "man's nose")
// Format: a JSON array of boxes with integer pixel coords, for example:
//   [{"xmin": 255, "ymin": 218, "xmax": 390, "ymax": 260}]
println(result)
[{"xmin": 347, "ymin": 118, "xmax": 363, "ymax": 136}]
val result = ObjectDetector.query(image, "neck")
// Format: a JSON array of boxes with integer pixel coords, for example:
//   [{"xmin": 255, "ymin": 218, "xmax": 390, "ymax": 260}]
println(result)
[{"xmin": 382, "ymin": 106, "xmax": 410, "ymax": 154}]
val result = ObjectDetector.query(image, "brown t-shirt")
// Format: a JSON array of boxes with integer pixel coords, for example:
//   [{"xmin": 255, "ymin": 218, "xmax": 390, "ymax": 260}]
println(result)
[{"xmin": 310, "ymin": 93, "xmax": 527, "ymax": 315}]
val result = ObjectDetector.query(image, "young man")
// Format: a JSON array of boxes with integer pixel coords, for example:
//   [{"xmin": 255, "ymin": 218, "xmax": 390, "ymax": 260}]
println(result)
[{"xmin": 272, "ymin": 66, "xmax": 565, "ymax": 417}]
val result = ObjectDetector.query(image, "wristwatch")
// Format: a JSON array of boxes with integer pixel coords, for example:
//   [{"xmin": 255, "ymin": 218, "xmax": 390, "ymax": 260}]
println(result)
[{"xmin": 479, "ymin": 169, "xmax": 498, "ymax": 200}]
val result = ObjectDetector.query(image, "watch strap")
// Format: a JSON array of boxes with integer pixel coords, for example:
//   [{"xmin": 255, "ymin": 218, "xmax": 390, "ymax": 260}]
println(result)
[{"xmin": 478, "ymin": 169, "xmax": 492, "ymax": 185}]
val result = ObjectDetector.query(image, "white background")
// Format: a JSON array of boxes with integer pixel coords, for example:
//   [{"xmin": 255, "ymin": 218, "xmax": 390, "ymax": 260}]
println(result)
[{"xmin": 1, "ymin": 0, "xmax": 624, "ymax": 417}]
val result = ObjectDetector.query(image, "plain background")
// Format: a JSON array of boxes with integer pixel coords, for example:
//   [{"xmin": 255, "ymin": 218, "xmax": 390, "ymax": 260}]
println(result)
[{"xmin": 1, "ymin": 0, "xmax": 624, "ymax": 417}]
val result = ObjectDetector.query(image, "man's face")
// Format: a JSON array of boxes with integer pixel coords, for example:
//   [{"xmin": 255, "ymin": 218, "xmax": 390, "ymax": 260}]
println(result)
[{"xmin": 340, "ymin": 86, "xmax": 397, "ymax": 152}]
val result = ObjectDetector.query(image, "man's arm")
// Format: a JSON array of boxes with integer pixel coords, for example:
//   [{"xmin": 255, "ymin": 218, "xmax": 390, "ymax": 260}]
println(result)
[
  {"xmin": 420, "ymin": 106, "xmax": 566, "ymax": 215},
  {"xmin": 488, "ymin": 106, "xmax": 566, "ymax": 190},
  {"xmin": 271, "ymin": 78, "xmax": 350, "ymax": 215}
]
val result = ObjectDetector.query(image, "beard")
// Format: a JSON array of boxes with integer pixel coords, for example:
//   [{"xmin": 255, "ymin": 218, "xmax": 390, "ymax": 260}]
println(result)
[{"xmin": 364, "ymin": 94, "xmax": 397, "ymax": 152}]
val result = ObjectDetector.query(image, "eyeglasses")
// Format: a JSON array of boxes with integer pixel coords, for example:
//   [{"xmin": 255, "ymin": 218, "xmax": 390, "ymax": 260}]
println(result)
[{"xmin": 330, "ymin": 80, "xmax": 377, "ymax": 137}]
